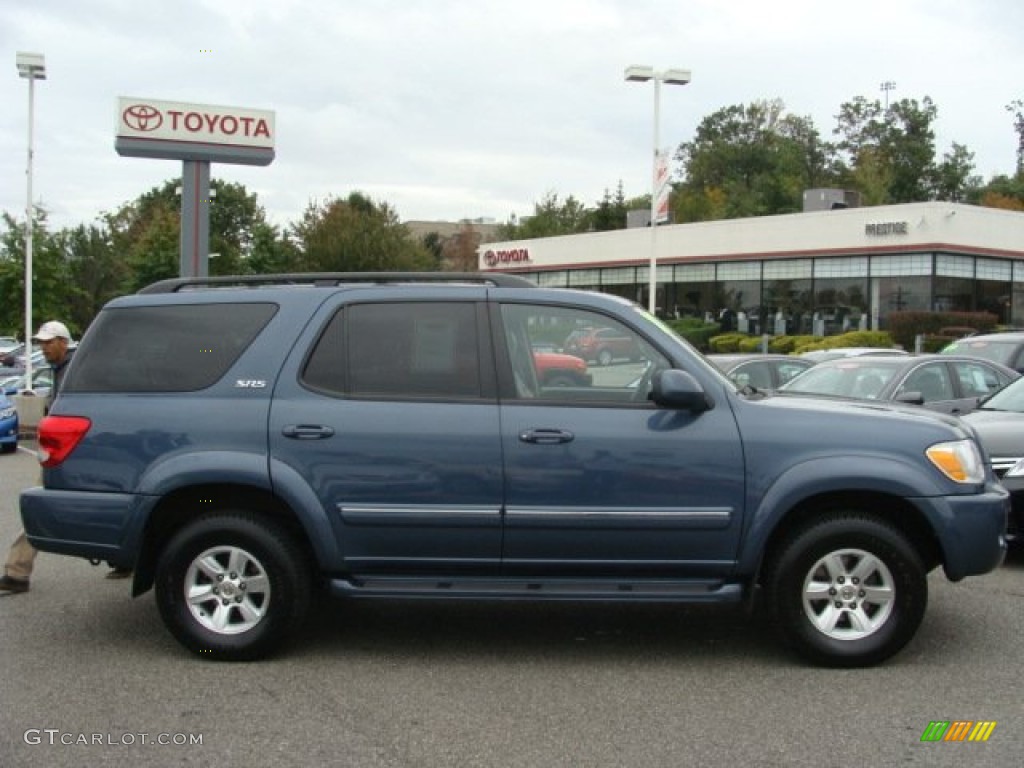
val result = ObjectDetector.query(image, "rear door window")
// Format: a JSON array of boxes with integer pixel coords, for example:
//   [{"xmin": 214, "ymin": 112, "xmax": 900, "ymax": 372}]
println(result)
[
  {"xmin": 65, "ymin": 303, "xmax": 278, "ymax": 393},
  {"xmin": 303, "ymin": 302, "xmax": 488, "ymax": 399}
]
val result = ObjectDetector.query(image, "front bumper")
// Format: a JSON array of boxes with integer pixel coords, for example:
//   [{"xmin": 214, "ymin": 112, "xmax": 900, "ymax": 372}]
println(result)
[{"xmin": 918, "ymin": 483, "xmax": 1009, "ymax": 580}]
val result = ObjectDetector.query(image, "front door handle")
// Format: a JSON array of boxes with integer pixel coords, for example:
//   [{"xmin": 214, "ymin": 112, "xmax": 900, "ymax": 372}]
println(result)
[
  {"xmin": 519, "ymin": 428, "xmax": 574, "ymax": 445},
  {"xmin": 282, "ymin": 424, "xmax": 335, "ymax": 440}
]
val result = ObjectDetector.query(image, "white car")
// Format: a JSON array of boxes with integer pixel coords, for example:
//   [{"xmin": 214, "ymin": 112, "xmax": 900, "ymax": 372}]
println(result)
[{"xmin": 799, "ymin": 347, "xmax": 908, "ymax": 363}]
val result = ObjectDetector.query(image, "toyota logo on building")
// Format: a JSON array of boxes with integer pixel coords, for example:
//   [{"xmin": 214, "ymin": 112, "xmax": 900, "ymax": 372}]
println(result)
[
  {"xmin": 484, "ymin": 248, "xmax": 531, "ymax": 267},
  {"xmin": 122, "ymin": 103, "xmax": 163, "ymax": 132}
]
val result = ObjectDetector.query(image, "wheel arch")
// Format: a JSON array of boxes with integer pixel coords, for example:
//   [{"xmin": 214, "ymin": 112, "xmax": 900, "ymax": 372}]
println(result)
[
  {"xmin": 131, "ymin": 483, "xmax": 321, "ymax": 597},
  {"xmin": 752, "ymin": 490, "xmax": 943, "ymax": 591}
]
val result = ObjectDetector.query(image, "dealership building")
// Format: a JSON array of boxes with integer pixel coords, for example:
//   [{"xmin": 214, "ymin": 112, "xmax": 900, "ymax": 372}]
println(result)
[{"xmin": 478, "ymin": 201, "xmax": 1024, "ymax": 336}]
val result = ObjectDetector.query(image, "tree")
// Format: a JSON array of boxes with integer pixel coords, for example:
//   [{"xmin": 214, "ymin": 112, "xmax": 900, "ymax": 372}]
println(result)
[
  {"xmin": 498, "ymin": 192, "xmax": 592, "ymax": 239},
  {"xmin": 674, "ymin": 99, "xmax": 840, "ymax": 221},
  {"xmin": 833, "ymin": 95, "xmax": 962, "ymax": 203},
  {"xmin": 591, "ymin": 182, "xmax": 629, "ymax": 231},
  {"xmin": 107, "ymin": 177, "xmax": 282, "ymax": 289},
  {"xmin": 54, "ymin": 222, "xmax": 130, "ymax": 333},
  {"xmin": 288, "ymin": 192, "xmax": 433, "ymax": 272},
  {"xmin": 0, "ymin": 208, "xmax": 68, "ymax": 336},
  {"xmin": 932, "ymin": 143, "xmax": 982, "ymax": 202},
  {"xmin": 1008, "ymin": 99, "xmax": 1024, "ymax": 176}
]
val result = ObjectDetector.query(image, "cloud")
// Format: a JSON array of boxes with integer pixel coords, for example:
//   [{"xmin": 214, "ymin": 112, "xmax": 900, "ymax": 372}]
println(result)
[{"xmin": 2, "ymin": 0, "xmax": 1021, "ymax": 231}]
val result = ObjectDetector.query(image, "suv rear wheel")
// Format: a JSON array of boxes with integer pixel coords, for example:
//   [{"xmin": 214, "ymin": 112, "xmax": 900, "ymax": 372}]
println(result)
[
  {"xmin": 766, "ymin": 514, "xmax": 927, "ymax": 667},
  {"xmin": 155, "ymin": 511, "xmax": 310, "ymax": 661}
]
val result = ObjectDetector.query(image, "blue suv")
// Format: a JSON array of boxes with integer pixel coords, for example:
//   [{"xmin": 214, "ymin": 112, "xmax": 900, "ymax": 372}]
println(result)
[{"xmin": 21, "ymin": 273, "xmax": 1008, "ymax": 666}]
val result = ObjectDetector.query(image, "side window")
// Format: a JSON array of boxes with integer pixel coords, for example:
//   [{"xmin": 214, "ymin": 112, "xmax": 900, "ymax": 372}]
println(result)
[
  {"xmin": 304, "ymin": 302, "xmax": 483, "ymax": 399},
  {"xmin": 729, "ymin": 362, "xmax": 772, "ymax": 390},
  {"xmin": 65, "ymin": 303, "xmax": 278, "ymax": 393},
  {"xmin": 899, "ymin": 364, "xmax": 954, "ymax": 402},
  {"xmin": 953, "ymin": 361, "xmax": 1010, "ymax": 397},
  {"xmin": 778, "ymin": 362, "xmax": 809, "ymax": 384},
  {"xmin": 499, "ymin": 303, "xmax": 669, "ymax": 403}
]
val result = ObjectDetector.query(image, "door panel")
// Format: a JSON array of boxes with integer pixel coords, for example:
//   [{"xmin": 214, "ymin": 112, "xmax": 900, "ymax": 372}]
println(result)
[
  {"xmin": 270, "ymin": 297, "xmax": 503, "ymax": 575},
  {"xmin": 496, "ymin": 302, "xmax": 745, "ymax": 577}
]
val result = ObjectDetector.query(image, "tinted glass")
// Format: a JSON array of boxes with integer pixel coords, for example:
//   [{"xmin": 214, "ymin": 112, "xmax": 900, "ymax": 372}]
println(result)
[
  {"xmin": 952, "ymin": 361, "xmax": 1011, "ymax": 398},
  {"xmin": 942, "ymin": 339, "xmax": 1020, "ymax": 367},
  {"xmin": 305, "ymin": 302, "xmax": 483, "ymax": 399},
  {"xmin": 897, "ymin": 364, "xmax": 954, "ymax": 402},
  {"xmin": 65, "ymin": 303, "xmax": 277, "ymax": 393},
  {"xmin": 500, "ymin": 303, "xmax": 668, "ymax": 403}
]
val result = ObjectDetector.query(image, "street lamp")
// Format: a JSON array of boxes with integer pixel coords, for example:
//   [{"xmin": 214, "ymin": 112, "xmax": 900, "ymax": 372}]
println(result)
[
  {"xmin": 625, "ymin": 65, "xmax": 691, "ymax": 314},
  {"xmin": 880, "ymin": 80, "xmax": 896, "ymax": 110},
  {"xmin": 16, "ymin": 51, "xmax": 46, "ymax": 388}
]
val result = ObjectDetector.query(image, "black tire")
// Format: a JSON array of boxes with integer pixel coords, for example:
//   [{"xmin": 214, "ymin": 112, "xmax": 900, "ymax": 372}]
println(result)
[
  {"xmin": 155, "ymin": 511, "xmax": 310, "ymax": 661},
  {"xmin": 1, "ymin": 441, "xmax": 16, "ymax": 454},
  {"xmin": 765, "ymin": 514, "xmax": 927, "ymax": 668},
  {"xmin": 544, "ymin": 373, "xmax": 578, "ymax": 388}
]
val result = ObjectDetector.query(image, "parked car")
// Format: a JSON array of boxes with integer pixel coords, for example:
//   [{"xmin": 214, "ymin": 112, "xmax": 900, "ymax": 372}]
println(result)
[
  {"xmin": 961, "ymin": 376, "xmax": 1024, "ymax": 546},
  {"xmin": 0, "ymin": 336, "xmax": 20, "ymax": 355},
  {"xmin": 0, "ymin": 343, "xmax": 41, "ymax": 368},
  {"xmin": 1, "ymin": 368, "xmax": 52, "ymax": 397},
  {"xmin": 799, "ymin": 347, "xmax": 909, "ymax": 363},
  {"xmin": 707, "ymin": 353, "xmax": 814, "ymax": 390},
  {"xmin": 777, "ymin": 354, "xmax": 1018, "ymax": 415},
  {"xmin": 941, "ymin": 331, "xmax": 1024, "ymax": 373},
  {"xmin": 20, "ymin": 272, "xmax": 1009, "ymax": 667},
  {"xmin": 532, "ymin": 351, "xmax": 591, "ymax": 387},
  {"xmin": 563, "ymin": 326, "xmax": 641, "ymax": 366},
  {"xmin": 0, "ymin": 390, "xmax": 18, "ymax": 453}
]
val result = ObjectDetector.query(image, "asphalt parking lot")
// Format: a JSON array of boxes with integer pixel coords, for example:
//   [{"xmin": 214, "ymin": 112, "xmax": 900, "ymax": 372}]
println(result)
[{"xmin": 1, "ymin": 441, "xmax": 1022, "ymax": 768}]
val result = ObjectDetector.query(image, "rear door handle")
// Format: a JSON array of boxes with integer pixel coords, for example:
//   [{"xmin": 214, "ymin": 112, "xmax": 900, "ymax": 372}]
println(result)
[
  {"xmin": 519, "ymin": 428, "xmax": 574, "ymax": 444},
  {"xmin": 282, "ymin": 424, "xmax": 335, "ymax": 440}
]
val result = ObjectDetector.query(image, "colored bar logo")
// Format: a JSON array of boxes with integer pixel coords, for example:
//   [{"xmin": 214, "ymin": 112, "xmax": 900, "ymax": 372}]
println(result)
[{"xmin": 920, "ymin": 721, "xmax": 997, "ymax": 742}]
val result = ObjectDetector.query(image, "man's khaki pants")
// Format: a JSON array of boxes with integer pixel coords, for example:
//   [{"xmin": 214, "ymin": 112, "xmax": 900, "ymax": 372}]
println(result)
[{"xmin": 4, "ymin": 532, "xmax": 36, "ymax": 581}]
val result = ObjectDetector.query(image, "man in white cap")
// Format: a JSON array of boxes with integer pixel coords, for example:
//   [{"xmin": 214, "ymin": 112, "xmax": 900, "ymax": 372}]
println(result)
[{"xmin": 0, "ymin": 321, "xmax": 75, "ymax": 594}]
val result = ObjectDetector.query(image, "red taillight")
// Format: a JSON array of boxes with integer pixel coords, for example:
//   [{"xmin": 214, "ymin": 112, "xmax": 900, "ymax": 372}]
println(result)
[{"xmin": 37, "ymin": 415, "xmax": 92, "ymax": 468}]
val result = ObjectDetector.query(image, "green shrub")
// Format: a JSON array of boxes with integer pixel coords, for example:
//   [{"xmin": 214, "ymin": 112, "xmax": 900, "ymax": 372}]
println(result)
[
  {"xmin": 886, "ymin": 311, "xmax": 996, "ymax": 350},
  {"xmin": 793, "ymin": 330, "xmax": 896, "ymax": 354},
  {"xmin": 708, "ymin": 332, "xmax": 749, "ymax": 352}
]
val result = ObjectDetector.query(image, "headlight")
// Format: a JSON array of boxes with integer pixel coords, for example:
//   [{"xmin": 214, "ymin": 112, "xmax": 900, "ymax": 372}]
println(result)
[
  {"xmin": 926, "ymin": 439, "xmax": 986, "ymax": 484},
  {"xmin": 0, "ymin": 406, "xmax": 15, "ymax": 419}
]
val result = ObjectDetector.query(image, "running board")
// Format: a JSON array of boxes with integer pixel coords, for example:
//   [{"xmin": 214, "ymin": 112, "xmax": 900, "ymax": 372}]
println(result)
[{"xmin": 328, "ymin": 576, "xmax": 743, "ymax": 603}]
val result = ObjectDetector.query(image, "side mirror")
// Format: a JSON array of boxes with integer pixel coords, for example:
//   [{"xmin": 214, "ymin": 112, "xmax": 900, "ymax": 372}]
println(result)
[
  {"xmin": 650, "ymin": 369, "xmax": 713, "ymax": 412},
  {"xmin": 894, "ymin": 391, "xmax": 925, "ymax": 405}
]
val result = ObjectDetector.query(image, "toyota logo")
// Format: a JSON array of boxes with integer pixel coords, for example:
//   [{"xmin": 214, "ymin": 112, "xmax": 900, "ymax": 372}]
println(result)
[
  {"xmin": 122, "ymin": 104, "xmax": 163, "ymax": 132},
  {"xmin": 484, "ymin": 250, "xmax": 498, "ymax": 267}
]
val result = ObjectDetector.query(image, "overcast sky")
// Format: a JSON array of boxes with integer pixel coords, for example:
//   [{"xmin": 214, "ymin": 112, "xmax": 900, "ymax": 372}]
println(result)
[{"xmin": 1, "ymin": 0, "xmax": 1021, "ymax": 233}]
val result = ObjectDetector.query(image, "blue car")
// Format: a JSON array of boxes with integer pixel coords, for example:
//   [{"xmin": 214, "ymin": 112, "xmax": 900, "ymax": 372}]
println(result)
[{"xmin": 0, "ymin": 391, "xmax": 18, "ymax": 453}]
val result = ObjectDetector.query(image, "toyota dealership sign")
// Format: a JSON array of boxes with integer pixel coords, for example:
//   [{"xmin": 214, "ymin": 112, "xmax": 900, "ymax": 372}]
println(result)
[{"xmin": 115, "ymin": 97, "xmax": 275, "ymax": 165}]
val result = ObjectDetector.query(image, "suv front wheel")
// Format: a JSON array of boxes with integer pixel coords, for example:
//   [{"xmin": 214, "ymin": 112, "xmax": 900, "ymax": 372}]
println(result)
[
  {"xmin": 155, "ymin": 511, "xmax": 311, "ymax": 661},
  {"xmin": 766, "ymin": 513, "xmax": 927, "ymax": 667}
]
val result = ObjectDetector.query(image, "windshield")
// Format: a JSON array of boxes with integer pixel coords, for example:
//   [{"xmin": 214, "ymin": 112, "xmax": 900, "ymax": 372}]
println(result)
[
  {"xmin": 941, "ymin": 339, "xmax": 1016, "ymax": 367},
  {"xmin": 978, "ymin": 376, "xmax": 1024, "ymax": 412},
  {"xmin": 779, "ymin": 361, "xmax": 900, "ymax": 399}
]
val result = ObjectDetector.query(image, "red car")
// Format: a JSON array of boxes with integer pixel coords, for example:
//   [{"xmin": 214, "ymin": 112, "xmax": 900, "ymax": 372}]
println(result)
[
  {"xmin": 563, "ymin": 327, "xmax": 640, "ymax": 366},
  {"xmin": 532, "ymin": 351, "xmax": 591, "ymax": 387}
]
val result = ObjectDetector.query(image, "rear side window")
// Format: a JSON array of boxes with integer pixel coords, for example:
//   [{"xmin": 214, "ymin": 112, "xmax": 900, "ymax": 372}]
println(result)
[
  {"xmin": 303, "ymin": 302, "xmax": 484, "ymax": 399},
  {"xmin": 65, "ymin": 303, "xmax": 277, "ymax": 393}
]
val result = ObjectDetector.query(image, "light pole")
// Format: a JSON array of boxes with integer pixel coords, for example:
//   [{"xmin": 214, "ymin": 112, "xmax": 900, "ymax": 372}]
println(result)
[
  {"xmin": 880, "ymin": 80, "xmax": 896, "ymax": 110},
  {"xmin": 625, "ymin": 66, "xmax": 690, "ymax": 314},
  {"xmin": 16, "ymin": 52, "xmax": 46, "ymax": 388}
]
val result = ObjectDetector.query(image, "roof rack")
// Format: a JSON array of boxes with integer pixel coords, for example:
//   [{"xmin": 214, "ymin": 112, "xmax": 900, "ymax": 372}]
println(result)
[{"xmin": 137, "ymin": 272, "xmax": 537, "ymax": 294}]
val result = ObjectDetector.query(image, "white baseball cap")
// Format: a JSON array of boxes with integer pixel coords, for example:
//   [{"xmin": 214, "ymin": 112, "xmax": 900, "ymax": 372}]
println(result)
[{"xmin": 32, "ymin": 320, "xmax": 72, "ymax": 341}]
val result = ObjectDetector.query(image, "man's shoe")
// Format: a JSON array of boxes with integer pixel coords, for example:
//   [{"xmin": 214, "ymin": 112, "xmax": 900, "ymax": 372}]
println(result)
[
  {"xmin": 106, "ymin": 567, "xmax": 132, "ymax": 580},
  {"xmin": 0, "ymin": 575, "xmax": 30, "ymax": 594}
]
